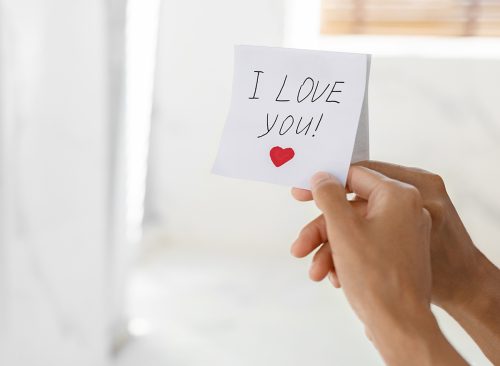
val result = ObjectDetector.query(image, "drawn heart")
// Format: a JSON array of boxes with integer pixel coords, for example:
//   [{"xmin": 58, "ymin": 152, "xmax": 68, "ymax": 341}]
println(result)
[{"xmin": 270, "ymin": 146, "xmax": 295, "ymax": 167}]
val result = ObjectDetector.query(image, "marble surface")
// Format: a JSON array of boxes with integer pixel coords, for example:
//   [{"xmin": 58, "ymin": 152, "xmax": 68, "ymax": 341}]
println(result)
[
  {"xmin": 0, "ymin": 1, "xmax": 126, "ymax": 365},
  {"xmin": 116, "ymin": 248, "xmax": 492, "ymax": 366},
  {"xmin": 368, "ymin": 56, "xmax": 500, "ymax": 267}
]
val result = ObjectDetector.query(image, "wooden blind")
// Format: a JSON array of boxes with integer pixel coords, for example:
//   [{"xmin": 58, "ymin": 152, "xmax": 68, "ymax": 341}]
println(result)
[{"xmin": 321, "ymin": 0, "xmax": 500, "ymax": 36}]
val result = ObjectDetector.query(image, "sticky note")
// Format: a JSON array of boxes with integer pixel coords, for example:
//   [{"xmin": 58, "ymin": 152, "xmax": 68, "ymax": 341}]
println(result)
[{"xmin": 213, "ymin": 45, "xmax": 370, "ymax": 189}]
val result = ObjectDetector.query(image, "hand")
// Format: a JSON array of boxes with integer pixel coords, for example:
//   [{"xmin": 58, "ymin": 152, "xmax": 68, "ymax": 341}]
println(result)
[
  {"xmin": 292, "ymin": 161, "xmax": 487, "ymax": 310},
  {"xmin": 307, "ymin": 168, "xmax": 432, "ymax": 327},
  {"xmin": 306, "ymin": 168, "xmax": 467, "ymax": 365}
]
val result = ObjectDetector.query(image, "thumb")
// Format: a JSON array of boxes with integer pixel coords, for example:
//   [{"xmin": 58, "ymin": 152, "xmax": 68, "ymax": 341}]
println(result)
[{"xmin": 310, "ymin": 172, "xmax": 353, "ymax": 226}]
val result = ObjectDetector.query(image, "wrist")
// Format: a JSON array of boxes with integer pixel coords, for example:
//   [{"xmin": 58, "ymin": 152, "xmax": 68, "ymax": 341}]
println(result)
[
  {"xmin": 442, "ymin": 250, "xmax": 500, "ymax": 317},
  {"xmin": 368, "ymin": 307, "xmax": 436, "ymax": 365},
  {"xmin": 432, "ymin": 206, "xmax": 498, "ymax": 311},
  {"xmin": 442, "ymin": 256, "xmax": 500, "ymax": 364},
  {"xmin": 368, "ymin": 308, "xmax": 467, "ymax": 366}
]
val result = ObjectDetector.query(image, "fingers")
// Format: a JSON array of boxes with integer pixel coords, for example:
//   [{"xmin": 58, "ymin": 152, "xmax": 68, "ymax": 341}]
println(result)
[
  {"xmin": 309, "ymin": 242, "xmax": 342, "ymax": 288},
  {"xmin": 308, "ymin": 244, "xmax": 341, "ymax": 288},
  {"xmin": 291, "ymin": 187, "xmax": 313, "ymax": 201},
  {"xmin": 294, "ymin": 162, "xmax": 418, "ymax": 204},
  {"xmin": 355, "ymin": 160, "xmax": 429, "ymax": 176},
  {"xmin": 347, "ymin": 166, "xmax": 392, "ymax": 201},
  {"xmin": 347, "ymin": 165, "xmax": 418, "ymax": 205},
  {"xmin": 292, "ymin": 172, "xmax": 365, "ymax": 288},
  {"xmin": 355, "ymin": 161, "xmax": 447, "ymax": 200},
  {"xmin": 291, "ymin": 200, "xmax": 368, "ymax": 259},
  {"xmin": 291, "ymin": 215, "xmax": 327, "ymax": 258},
  {"xmin": 310, "ymin": 172, "xmax": 353, "ymax": 225},
  {"xmin": 328, "ymin": 271, "xmax": 341, "ymax": 288},
  {"xmin": 309, "ymin": 243, "xmax": 333, "ymax": 281},
  {"xmin": 354, "ymin": 160, "xmax": 430, "ymax": 188}
]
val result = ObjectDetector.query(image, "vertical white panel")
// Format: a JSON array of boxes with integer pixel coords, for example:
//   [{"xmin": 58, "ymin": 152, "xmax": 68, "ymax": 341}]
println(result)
[
  {"xmin": 0, "ymin": 2, "xmax": 10, "ymax": 358},
  {"xmin": 0, "ymin": 0, "xmax": 126, "ymax": 365}
]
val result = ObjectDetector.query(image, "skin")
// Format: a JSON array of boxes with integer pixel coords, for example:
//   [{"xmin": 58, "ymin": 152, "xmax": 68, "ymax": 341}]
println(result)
[
  {"xmin": 306, "ymin": 168, "xmax": 467, "ymax": 365},
  {"xmin": 292, "ymin": 161, "xmax": 500, "ymax": 364}
]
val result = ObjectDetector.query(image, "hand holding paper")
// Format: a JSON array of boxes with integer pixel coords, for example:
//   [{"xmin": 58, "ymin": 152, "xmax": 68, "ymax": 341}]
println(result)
[{"xmin": 213, "ymin": 45, "xmax": 370, "ymax": 188}]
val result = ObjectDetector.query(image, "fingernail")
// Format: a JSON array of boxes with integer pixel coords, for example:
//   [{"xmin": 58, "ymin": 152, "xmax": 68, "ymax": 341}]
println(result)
[{"xmin": 310, "ymin": 172, "xmax": 332, "ymax": 188}]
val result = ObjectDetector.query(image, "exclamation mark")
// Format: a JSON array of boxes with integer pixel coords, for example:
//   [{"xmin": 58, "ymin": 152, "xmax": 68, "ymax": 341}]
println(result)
[{"xmin": 312, "ymin": 113, "xmax": 324, "ymax": 137}]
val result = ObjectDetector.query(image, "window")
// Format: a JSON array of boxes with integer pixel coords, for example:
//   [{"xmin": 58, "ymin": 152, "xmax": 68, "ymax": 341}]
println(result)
[{"xmin": 321, "ymin": 0, "xmax": 500, "ymax": 36}]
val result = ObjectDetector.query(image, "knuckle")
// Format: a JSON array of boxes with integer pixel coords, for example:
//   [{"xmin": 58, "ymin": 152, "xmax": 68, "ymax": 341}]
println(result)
[
  {"xmin": 377, "ymin": 179, "xmax": 399, "ymax": 194},
  {"xmin": 405, "ymin": 185, "xmax": 421, "ymax": 200},
  {"xmin": 399, "ymin": 184, "xmax": 423, "ymax": 207},
  {"xmin": 427, "ymin": 173, "xmax": 447, "ymax": 193},
  {"xmin": 374, "ymin": 180, "xmax": 407, "ymax": 206},
  {"xmin": 407, "ymin": 166, "xmax": 447, "ymax": 194},
  {"xmin": 424, "ymin": 199, "xmax": 447, "ymax": 227},
  {"xmin": 375, "ymin": 179, "xmax": 424, "ymax": 211}
]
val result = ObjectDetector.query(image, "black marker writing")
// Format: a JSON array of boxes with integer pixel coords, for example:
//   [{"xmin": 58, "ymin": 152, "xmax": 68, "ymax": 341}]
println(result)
[
  {"xmin": 257, "ymin": 113, "xmax": 324, "ymax": 138},
  {"xmin": 249, "ymin": 70, "xmax": 264, "ymax": 99},
  {"xmin": 257, "ymin": 113, "xmax": 279, "ymax": 138},
  {"xmin": 297, "ymin": 77, "xmax": 314, "ymax": 103},
  {"xmin": 295, "ymin": 77, "xmax": 341, "ymax": 103},
  {"xmin": 312, "ymin": 113, "xmax": 324, "ymax": 137},
  {"xmin": 296, "ymin": 116, "xmax": 313, "ymax": 135},
  {"xmin": 326, "ymin": 81, "xmax": 344, "ymax": 103},
  {"xmin": 279, "ymin": 115, "xmax": 294, "ymax": 135},
  {"xmin": 311, "ymin": 82, "xmax": 330, "ymax": 102},
  {"xmin": 251, "ymin": 70, "xmax": 344, "ymax": 140},
  {"xmin": 275, "ymin": 75, "xmax": 291, "ymax": 102}
]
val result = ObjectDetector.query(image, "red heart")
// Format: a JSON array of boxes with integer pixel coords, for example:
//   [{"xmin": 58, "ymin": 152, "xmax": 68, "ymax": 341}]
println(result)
[{"xmin": 270, "ymin": 146, "xmax": 295, "ymax": 167}]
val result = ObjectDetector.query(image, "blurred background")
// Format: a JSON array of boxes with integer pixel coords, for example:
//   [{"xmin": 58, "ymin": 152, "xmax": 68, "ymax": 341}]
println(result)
[{"xmin": 0, "ymin": 0, "xmax": 499, "ymax": 365}]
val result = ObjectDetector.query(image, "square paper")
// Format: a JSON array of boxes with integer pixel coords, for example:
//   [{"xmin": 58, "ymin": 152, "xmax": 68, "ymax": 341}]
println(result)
[{"xmin": 213, "ymin": 45, "xmax": 370, "ymax": 189}]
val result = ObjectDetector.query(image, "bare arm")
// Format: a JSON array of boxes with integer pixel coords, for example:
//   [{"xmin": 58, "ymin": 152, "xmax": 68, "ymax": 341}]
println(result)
[
  {"xmin": 441, "ymin": 252, "xmax": 500, "ymax": 364},
  {"xmin": 372, "ymin": 310, "xmax": 467, "ymax": 366},
  {"xmin": 358, "ymin": 161, "xmax": 500, "ymax": 364},
  {"xmin": 291, "ymin": 160, "xmax": 500, "ymax": 364},
  {"xmin": 307, "ymin": 168, "xmax": 467, "ymax": 365}
]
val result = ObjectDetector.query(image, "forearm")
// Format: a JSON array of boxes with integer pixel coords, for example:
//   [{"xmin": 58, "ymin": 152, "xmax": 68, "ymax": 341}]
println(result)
[
  {"xmin": 443, "ymin": 253, "xmax": 500, "ymax": 365},
  {"xmin": 368, "ymin": 308, "xmax": 467, "ymax": 366}
]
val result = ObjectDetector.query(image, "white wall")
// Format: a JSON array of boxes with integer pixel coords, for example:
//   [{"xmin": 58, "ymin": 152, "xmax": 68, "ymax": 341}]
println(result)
[
  {"xmin": 369, "ymin": 56, "xmax": 500, "ymax": 266},
  {"xmin": 144, "ymin": 0, "xmax": 309, "ymax": 255},
  {"xmin": 145, "ymin": 1, "xmax": 500, "ymax": 264},
  {"xmin": 0, "ymin": 1, "xmax": 126, "ymax": 365}
]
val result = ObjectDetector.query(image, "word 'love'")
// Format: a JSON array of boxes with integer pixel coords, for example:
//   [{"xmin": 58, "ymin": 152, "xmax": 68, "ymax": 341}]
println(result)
[{"xmin": 249, "ymin": 71, "xmax": 344, "ymax": 104}]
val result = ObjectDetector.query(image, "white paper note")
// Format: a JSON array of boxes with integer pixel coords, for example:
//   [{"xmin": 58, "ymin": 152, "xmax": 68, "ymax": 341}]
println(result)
[{"xmin": 213, "ymin": 45, "xmax": 370, "ymax": 189}]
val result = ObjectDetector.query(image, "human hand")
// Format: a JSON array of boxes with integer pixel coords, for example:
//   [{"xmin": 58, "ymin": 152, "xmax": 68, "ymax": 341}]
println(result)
[
  {"xmin": 292, "ymin": 161, "xmax": 487, "ymax": 311},
  {"xmin": 307, "ymin": 168, "xmax": 433, "ymax": 330},
  {"xmin": 305, "ymin": 168, "xmax": 467, "ymax": 365}
]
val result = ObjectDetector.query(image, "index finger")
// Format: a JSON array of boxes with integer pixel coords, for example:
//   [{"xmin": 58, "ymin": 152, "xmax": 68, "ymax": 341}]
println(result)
[
  {"xmin": 354, "ymin": 160, "xmax": 431, "ymax": 188},
  {"xmin": 347, "ymin": 166, "xmax": 392, "ymax": 201}
]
